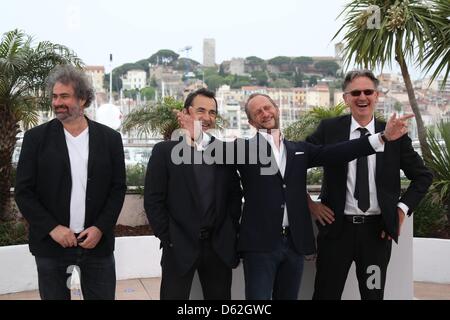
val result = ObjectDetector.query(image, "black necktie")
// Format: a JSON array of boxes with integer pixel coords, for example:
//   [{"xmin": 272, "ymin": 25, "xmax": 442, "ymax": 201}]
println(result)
[{"xmin": 354, "ymin": 127, "xmax": 370, "ymax": 212}]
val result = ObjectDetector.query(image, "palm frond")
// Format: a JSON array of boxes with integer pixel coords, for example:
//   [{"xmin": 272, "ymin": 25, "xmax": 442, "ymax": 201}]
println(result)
[
  {"xmin": 426, "ymin": 121, "xmax": 450, "ymax": 204},
  {"xmin": 334, "ymin": 0, "xmax": 446, "ymax": 73},
  {"xmin": 422, "ymin": 0, "xmax": 450, "ymax": 86},
  {"xmin": 122, "ymin": 96, "xmax": 184, "ymax": 139},
  {"xmin": 283, "ymin": 103, "xmax": 349, "ymax": 141}
]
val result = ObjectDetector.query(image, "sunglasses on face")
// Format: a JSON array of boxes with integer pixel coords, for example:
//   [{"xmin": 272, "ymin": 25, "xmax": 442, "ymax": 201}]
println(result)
[{"xmin": 345, "ymin": 89, "xmax": 376, "ymax": 97}]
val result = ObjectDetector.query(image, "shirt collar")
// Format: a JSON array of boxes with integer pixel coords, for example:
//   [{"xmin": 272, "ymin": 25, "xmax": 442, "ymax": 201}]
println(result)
[
  {"xmin": 194, "ymin": 132, "xmax": 212, "ymax": 151},
  {"xmin": 350, "ymin": 116, "xmax": 375, "ymax": 135},
  {"xmin": 258, "ymin": 130, "xmax": 284, "ymax": 144}
]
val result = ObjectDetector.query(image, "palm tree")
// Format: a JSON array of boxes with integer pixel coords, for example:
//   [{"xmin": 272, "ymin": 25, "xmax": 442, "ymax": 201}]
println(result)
[
  {"xmin": 334, "ymin": 0, "xmax": 449, "ymax": 161},
  {"xmin": 283, "ymin": 103, "xmax": 348, "ymax": 141},
  {"xmin": 0, "ymin": 29, "xmax": 83, "ymax": 220},
  {"xmin": 426, "ymin": 121, "xmax": 450, "ymax": 223},
  {"xmin": 122, "ymin": 96, "xmax": 227, "ymax": 141},
  {"xmin": 423, "ymin": 0, "xmax": 450, "ymax": 87},
  {"xmin": 121, "ymin": 96, "xmax": 184, "ymax": 141}
]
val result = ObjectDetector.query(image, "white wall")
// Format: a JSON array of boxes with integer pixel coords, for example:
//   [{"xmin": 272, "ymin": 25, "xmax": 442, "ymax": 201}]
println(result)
[
  {"xmin": 0, "ymin": 236, "xmax": 161, "ymax": 295},
  {"xmin": 115, "ymin": 236, "xmax": 161, "ymax": 279},
  {"xmin": 190, "ymin": 217, "xmax": 414, "ymax": 300},
  {"xmin": 3, "ymin": 223, "xmax": 450, "ymax": 298},
  {"xmin": 0, "ymin": 245, "xmax": 38, "ymax": 294},
  {"xmin": 413, "ymin": 238, "xmax": 450, "ymax": 284}
]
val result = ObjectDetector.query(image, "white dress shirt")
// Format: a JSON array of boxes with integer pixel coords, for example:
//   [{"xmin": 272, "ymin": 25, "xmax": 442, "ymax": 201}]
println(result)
[
  {"xmin": 259, "ymin": 131, "xmax": 289, "ymax": 227},
  {"xmin": 344, "ymin": 116, "xmax": 409, "ymax": 216}
]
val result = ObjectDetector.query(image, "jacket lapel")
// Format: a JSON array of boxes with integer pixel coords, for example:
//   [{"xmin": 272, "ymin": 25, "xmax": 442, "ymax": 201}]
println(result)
[
  {"xmin": 338, "ymin": 115, "xmax": 352, "ymax": 179},
  {"xmin": 87, "ymin": 118, "xmax": 99, "ymax": 178},
  {"xmin": 375, "ymin": 119, "xmax": 386, "ymax": 181},
  {"xmin": 51, "ymin": 119, "xmax": 71, "ymax": 172},
  {"xmin": 283, "ymin": 140, "xmax": 295, "ymax": 182},
  {"xmin": 257, "ymin": 132, "xmax": 284, "ymax": 182},
  {"xmin": 339, "ymin": 115, "xmax": 352, "ymax": 142}
]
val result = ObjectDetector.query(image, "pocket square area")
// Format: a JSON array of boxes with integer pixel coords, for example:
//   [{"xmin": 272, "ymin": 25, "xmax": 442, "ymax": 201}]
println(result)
[{"xmin": 295, "ymin": 151, "xmax": 305, "ymax": 155}]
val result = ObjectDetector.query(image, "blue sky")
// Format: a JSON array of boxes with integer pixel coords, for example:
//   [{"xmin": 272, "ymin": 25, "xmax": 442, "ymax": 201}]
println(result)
[{"xmin": 1, "ymin": 0, "xmax": 423, "ymax": 78}]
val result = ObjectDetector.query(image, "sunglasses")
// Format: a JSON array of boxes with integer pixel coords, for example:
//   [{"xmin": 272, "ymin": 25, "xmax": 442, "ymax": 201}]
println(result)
[{"xmin": 345, "ymin": 89, "xmax": 376, "ymax": 97}]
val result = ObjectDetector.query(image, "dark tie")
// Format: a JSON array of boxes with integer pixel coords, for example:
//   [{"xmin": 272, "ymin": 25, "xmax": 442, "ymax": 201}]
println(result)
[{"xmin": 354, "ymin": 127, "xmax": 370, "ymax": 212}]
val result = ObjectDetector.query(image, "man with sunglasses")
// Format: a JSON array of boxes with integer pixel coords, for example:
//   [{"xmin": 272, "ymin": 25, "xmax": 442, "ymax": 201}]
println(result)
[{"xmin": 306, "ymin": 70, "xmax": 432, "ymax": 300}]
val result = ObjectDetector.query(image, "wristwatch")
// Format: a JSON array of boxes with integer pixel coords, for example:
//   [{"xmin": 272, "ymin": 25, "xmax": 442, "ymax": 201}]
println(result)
[{"xmin": 380, "ymin": 131, "xmax": 389, "ymax": 143}]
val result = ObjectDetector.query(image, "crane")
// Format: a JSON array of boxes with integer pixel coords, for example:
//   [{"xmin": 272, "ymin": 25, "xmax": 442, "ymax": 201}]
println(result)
[{"xmin": 179, "ymin": 46, "xmax": 193, "ymax": 79}]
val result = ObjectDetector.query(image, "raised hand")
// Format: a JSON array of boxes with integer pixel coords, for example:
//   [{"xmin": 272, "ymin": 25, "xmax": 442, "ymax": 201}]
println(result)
[
  {"xmin": 174, "ymin": 108, "xmax": 201, "ymax": 141},
  {"xmin": 384, "ymin": 113, "xmax": 415, "ymax": 141}
]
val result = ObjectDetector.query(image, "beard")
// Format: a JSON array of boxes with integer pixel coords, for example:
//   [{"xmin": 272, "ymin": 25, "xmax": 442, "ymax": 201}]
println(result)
[{"xmin": 54, "ymin": 104, "xmax": 83, "ymax": 123}]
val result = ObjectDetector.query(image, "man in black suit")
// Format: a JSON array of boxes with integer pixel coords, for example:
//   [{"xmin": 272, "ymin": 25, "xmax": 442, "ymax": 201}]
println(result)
[
  {"xmin": 15, "ymin": 65, "xmax": 126, "ymax": 300},
  {"xmin": 306, "ymin": 70, "xmax": 432, "ymax": 300},
  {"xmin": 144, "ymin": 88, "xmax": 242, "ymax": 300},
  {"xmin": 238, "ymin": 93, "xmax": 412, "ymax": 300}
]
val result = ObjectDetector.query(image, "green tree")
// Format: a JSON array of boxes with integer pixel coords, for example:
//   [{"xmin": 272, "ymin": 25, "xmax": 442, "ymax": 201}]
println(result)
[
  {"xmin": 283, "ymin": 103, "xmax": 349, "ymax": 141},
  {"xmin": 268, "ymin": 56, "xmax": 292, "ymax": 66},
  {"xmin": 150, "ymin": 76, "xmax": 158, "ymax": 87},
  {"xmin": 218, "ymin": 64, "xmax": 226, "ymax": 76},
  {"xmin": 205, "ymin": 74, "xmax": 227, "ymax": 92},
  {"xmin": 294, "ymin": 70, "xmax": 304, "ymax": 87},
  {"xmin": 268, "ymin": 56, "xmax": 292, "ymax": 72},
  {"xmin": 203, "ymin": 67, "xmax": 219, "ymax": 77},
  {"xmin": 251, "ymin": 71, "xmax": 269, "ymax": 86},
  {"xmin": 122, "ymin": 96, "xmax": 226, "ymax": 141},
  {"xmin": 245, "ymin": 56, "xmax": 267, "ymax": 72},
  {"xmin": 246, "ymin": 56, "xmax": 266, "ymax": 65},
  {"xmin": 308, "ymin": 76, "xmax": 318, "ymax": 87},
  {"xmin": 0, "ymin": 29, "xmax": 83, "ymax": 220},
  {"xmin": 422, "ymin": 0, "xmax": 450, "ymax": 87},
  {"xmin": 123, "ymin": 89, "xmax": 139, "ymax": 99},
  {"xmin": 269, "ymin": 78, "xmax": 293, "ymax": 88},
  {"xmin": 334, "ymin": 0, "xmax": 449, "ymax": 161},
  {"xmin": 292, "ymin": 56, "xmax": 313, "ymax": 70},
  {"xmin": 393, "ymin": 101, "xmax": 403, "ymax": 112},
  {"xmin": 173, "ymin": 58, "xmax": 200, "ymax": 72},
  {"xmin": 140, "ymin": 87, "xmax": 156, "ymax": 100},
  {"xmin": 230, "ymin": 75, "xmax": 252, "ymax": 89},
  {"xmin": 122, "ymin": 96, "xmax": 184, "ymax": 141},
  {"xmin": 314, "ymin": 60, "xmax": 340, "ymax": 76},
  {"xmin": 426, "ymin": 121, "xmax": 450, "ymax": 224},
  {"xmin": 148, "ymin": 49, "xmax": 179, "ymax": 65}
]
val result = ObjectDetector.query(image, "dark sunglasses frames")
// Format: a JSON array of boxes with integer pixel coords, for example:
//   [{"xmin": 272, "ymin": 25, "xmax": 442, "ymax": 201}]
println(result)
[{"xmin": 345, "ymin": 89, "xmax": 376, "ymax": 97}]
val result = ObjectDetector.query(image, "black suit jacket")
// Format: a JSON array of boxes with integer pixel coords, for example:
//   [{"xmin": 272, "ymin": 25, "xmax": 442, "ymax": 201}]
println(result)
[
  {"xmin": 306, "ymin": 115, "xmax": 433, "ymax": 242},
  {"xmin": 15, "ymin": 118, "xmax": 126, "ymax": 257},
  {"xmin": 236, "ymin": 132, "xmax": 376, "ymax": 255},
  {"xmin": 144, "ymin": 138, "xmax": 242, "ymax": 275}
]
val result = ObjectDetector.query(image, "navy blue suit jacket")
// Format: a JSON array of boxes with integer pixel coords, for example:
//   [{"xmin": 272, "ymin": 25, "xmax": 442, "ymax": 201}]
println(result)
[{"xmin": 236, "ymin": 132, "xmax": 376, "ymax": 255}]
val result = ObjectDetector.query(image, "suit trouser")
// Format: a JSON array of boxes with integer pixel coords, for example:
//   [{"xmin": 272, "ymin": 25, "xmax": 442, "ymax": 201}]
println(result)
[
  {"xmin": 35, "ymin": 247, "xmax": 116, "ymax": 300},
  {"xmin": 313, "ymin": 218, "xmax": 392, "ymax": 300},
  {"xmin": 242, "ymin": 230, "xmax": 304, "ymax": 300},
  {"xmin": 160, "ymin": 238, "xmax": 232, "ymax": 300}
]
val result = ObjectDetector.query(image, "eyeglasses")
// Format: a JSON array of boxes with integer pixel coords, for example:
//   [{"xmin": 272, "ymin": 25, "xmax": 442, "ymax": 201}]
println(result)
[{"xmin": 344, "ymin": 89, "xmax": 376, "ymax": 97}]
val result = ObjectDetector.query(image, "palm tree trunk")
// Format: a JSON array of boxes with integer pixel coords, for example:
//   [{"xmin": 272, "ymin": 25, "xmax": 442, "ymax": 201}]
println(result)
[
  {"xmin": 395, "ymin": 50, "xmax": 432, "ymax": 161},
  {"xmin": 0, "ymin": 106, "xmax": 19, "ymax": 221}
]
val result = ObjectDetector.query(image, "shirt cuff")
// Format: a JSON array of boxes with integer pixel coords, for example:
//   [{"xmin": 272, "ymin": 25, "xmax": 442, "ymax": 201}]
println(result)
[
  {"xmin": 369, "ymin": 133, "xmax": 385, "ymax": 152},
  {"xmin": 397, "ymin": 202, "xmax": 409, "ymax": 216}
]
